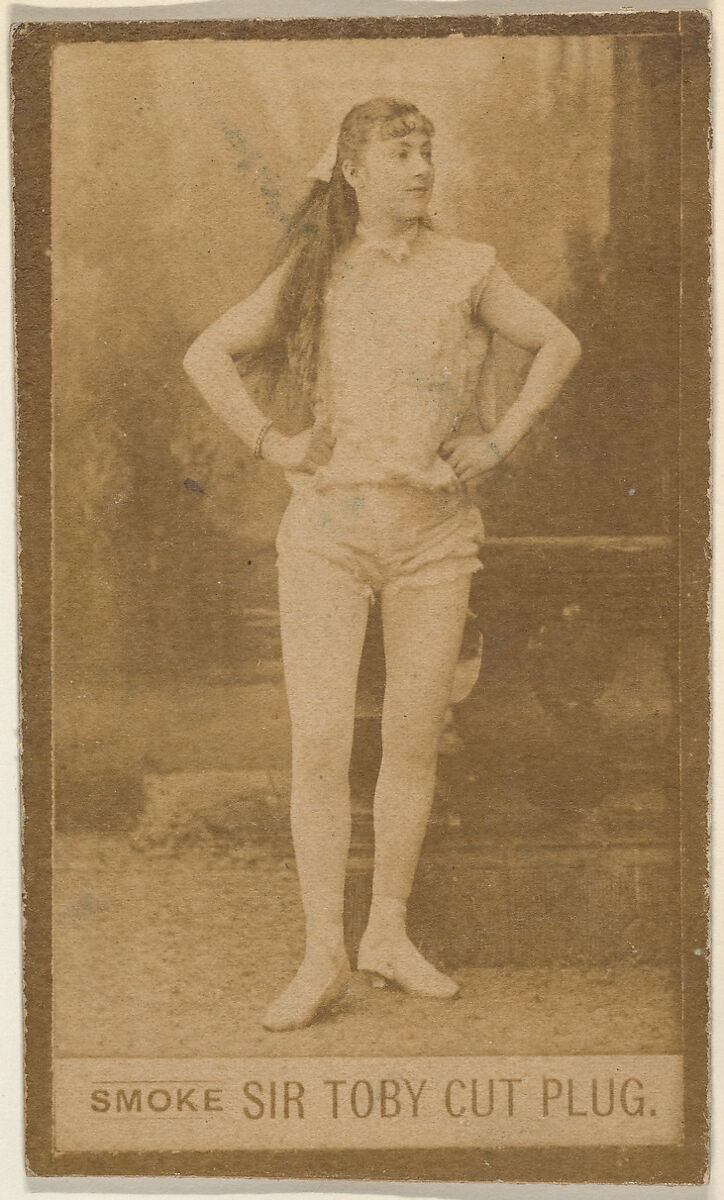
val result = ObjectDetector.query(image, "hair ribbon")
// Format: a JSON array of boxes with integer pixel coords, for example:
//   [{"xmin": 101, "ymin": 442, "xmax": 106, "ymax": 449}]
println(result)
[{"xmin": 306, "ymin": 136, "xmax": 339, "ymax": 184}]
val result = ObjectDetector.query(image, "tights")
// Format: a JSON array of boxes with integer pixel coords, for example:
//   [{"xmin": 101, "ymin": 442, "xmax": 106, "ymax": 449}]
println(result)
[{"xmin": 276, "ymin": 556, "xmax": 472, "ymax": 966}]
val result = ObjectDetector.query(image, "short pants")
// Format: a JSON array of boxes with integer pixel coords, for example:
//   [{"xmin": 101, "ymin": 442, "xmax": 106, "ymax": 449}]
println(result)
[{"xmin": 275, "ymin": 481, "xmax": 484, "ymax": 604}]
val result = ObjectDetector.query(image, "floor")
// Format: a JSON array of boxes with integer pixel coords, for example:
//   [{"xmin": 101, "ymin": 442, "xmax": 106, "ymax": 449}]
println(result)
[{"xmin": 52, "ymin": 833, "xmax": 682, "ymax": 1060}]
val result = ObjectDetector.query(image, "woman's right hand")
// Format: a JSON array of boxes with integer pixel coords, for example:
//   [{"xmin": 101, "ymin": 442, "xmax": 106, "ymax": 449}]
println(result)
[{"xmin": 260, "ymin": 425, "xmax": 335, "ymax": 473}]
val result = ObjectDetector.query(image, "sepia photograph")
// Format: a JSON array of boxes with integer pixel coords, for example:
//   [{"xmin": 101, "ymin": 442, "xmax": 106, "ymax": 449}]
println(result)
[{"xmin": 13, "ymin": 11, "xmax": 710, "ymax": 1183}]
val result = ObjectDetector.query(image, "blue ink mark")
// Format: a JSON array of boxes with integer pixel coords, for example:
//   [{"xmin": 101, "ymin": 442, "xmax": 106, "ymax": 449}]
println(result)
[{"xmin": 219, "ymin": 122, "xmax": 290, "ymax": 226}]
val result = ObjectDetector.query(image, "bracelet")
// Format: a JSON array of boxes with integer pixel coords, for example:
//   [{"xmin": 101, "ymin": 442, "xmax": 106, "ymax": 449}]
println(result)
[{"xmin": 253, "ymin": 418, "xmax": 274, "ymax": 460}]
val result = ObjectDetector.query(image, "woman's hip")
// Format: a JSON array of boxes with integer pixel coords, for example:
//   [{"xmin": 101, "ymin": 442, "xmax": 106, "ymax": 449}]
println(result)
[{"xmin": 275, "ymin": 481, "xmax": 484, "ymax": 572}]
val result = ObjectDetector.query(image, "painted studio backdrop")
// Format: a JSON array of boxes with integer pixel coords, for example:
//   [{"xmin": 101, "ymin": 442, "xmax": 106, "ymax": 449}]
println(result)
[{"xmin": 51, "ymin": 35, "xmax": 680, "ymax": 990}]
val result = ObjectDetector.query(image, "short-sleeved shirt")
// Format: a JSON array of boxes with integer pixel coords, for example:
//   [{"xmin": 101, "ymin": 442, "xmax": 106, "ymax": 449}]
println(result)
[{"xmin": 285, "ymin": 221, "xmax": 496, "ymax": 494}]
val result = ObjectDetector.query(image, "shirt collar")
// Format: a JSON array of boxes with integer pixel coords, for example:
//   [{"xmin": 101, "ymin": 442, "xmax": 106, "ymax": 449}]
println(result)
[{"xmin": 354, "ymin": 220, "xmax": 420, "ymax": 263}]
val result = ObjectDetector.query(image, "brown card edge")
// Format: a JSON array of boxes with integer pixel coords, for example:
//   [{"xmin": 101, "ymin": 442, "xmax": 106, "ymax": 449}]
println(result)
[{"xmin": 13, "ymin": 10, "xmax": 711, "ymax": 1182}]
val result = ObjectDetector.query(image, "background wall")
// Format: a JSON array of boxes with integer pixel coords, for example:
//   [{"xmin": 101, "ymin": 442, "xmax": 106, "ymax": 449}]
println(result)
[{"xmin": 51, "ymin": 33, "xmax": 680, "ymax": 678}]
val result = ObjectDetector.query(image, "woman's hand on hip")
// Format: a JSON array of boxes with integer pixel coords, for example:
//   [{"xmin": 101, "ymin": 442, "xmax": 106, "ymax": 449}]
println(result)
[
  {"xmin": 261, "ymin": 426, "xmax": 334, "ymax": 472},
  {"xmin": 439, "ymin": 434, "xmax": 505, "ymax": 483}
]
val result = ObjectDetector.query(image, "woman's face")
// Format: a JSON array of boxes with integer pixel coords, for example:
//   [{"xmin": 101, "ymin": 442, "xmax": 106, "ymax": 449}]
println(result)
[{"xmin": 346, "ymin": 126, "xmax": 435, "ymax": 222}]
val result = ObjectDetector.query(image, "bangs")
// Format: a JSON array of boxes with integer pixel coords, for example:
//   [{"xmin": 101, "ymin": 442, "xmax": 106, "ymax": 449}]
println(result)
[{"xmin": 379, "ymin": 110, "xmax": 435, "ymax": 141}]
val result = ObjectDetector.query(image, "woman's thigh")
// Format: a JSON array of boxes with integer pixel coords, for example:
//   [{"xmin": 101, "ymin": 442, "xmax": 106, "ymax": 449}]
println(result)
[
  {"xmin": 277, "ymin": 551, "xmax": 371, "ymax": 745},
  {"xmin": 380, "ymin": 573, "xmax": 472, "ymax": 753}
]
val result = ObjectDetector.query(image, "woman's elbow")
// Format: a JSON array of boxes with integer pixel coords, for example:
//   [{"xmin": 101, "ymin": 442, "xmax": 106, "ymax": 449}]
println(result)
[
  {"xmin": 182, "ymin": 335, "xmax": 210, "ymax": 383},
  {"xmin": 545, "ymin": 326, "xmax": 581, "ymax": 372},
  {"xmin": 562, "ymin": 328, "xmax": 582, "ymax": 368}
]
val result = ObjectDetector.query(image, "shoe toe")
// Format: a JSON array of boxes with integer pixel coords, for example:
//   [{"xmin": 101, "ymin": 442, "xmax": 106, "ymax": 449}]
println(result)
[
  {"xmin": 262, "ymin": 1006, "xmax": 304, "ymax": 1032},
  {"xmin": 262, "ymin": 961, "xmax": 351, "ymax": 1031}
]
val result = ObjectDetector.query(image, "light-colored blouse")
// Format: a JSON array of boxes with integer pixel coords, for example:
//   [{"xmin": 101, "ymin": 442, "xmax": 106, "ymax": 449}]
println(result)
[{"xmin": 285, "ymin": 221, "xmax": 496, "ymax": 494}]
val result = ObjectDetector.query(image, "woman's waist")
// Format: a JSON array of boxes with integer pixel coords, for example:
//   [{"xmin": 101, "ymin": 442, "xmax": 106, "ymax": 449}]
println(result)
[
  {"xmin": 282, "ymin": 464, "xmax": 478, "ymax": 512},
  {"xmin": 315, "ymin": 430, "xmax": 454, "ymax": 469},
  {"xmin": 323, "ymin": 404, "xmax": 462, "ymax": 439},
  {"xmin": 285, "ymin": 455, "xmax": 461, "ymax": 494},
  {"xmin": 281, "ymin": 474, "xmax": 480, "ymax": 530}
]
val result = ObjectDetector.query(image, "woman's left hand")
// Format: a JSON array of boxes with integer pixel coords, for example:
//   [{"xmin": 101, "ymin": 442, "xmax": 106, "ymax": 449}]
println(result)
[{"xmin": 439, "ymin": 434, "xmax": 506, "ymax": 484}]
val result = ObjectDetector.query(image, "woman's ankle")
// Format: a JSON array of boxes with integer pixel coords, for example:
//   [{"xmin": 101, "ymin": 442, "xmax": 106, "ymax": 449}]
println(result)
[
  {"xmin": 303, "ymin": 927, "xmax": 347, "ymax": 964},
  {"xmin": 363, "ymin": 896, "xmax": 408, "ymax": 942}
]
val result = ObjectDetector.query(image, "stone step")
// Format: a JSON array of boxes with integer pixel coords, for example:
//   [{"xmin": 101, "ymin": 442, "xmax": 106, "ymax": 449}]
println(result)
[
  {"xmin": 132, "ymin": 768, "xmax": 291, "ymax": 851},
  {"xmin": 131, "ymin": 769, "xmax": 678, "ymax": 967}
]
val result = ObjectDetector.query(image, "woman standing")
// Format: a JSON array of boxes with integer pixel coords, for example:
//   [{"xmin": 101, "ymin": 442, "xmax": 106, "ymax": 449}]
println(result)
[{"xmin": 183, "ymin": 97, "xmax": 581, "ymax": 1031}]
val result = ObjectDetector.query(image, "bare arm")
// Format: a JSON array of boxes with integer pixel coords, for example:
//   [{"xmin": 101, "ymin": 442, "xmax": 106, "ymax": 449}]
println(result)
[
  {"xmin": 183, "ymin": 259, "xmax": 333, "ymax": 470},
  {"xmin": 182, "ymin": 262, "xmax": 288, "ymax": 451},
  {"xmin": 442, "ymin": 264, "xmax": 582, "ymax": 482},
  {"xmin": 477, "ymin": 263, "xmax": 582, "ymax": 456}
]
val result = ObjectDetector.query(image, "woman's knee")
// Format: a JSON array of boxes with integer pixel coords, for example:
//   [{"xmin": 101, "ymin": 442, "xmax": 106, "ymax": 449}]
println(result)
[
  {"xmin": 380, "ymin": 721, "xmax": 440, "ymax": 778},
  {"xmin": 381, "ymin": 702, "xmax": 447, "ymax": 765},
  {"xmin": 291, "ymin": 722, "xmax": 354, "ymax": 785}
]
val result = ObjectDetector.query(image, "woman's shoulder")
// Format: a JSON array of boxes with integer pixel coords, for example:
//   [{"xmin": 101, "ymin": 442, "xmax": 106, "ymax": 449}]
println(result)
[
  {"xmin": 420, "ymin": 226, "xmax": 496, "ymax": 287},
  {"xmin": 423, "ymin": 225, "xmax": 493, "ymax": 249}
]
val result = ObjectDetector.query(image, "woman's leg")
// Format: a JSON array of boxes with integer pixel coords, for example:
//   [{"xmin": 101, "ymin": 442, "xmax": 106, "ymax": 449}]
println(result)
[
  {"xmin": 264, "ymin": 551, "xmax": 370, "ymax": 1027},
  {"xmin": 359, "ymin": 571, "xmax": 472, "ymax": 992}
]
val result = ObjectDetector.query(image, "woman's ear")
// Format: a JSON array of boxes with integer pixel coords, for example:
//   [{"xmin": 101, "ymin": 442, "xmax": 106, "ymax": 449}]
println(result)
[{"xmin": 341, "ymin": 158, "xmax": 361, "ymax": 191}]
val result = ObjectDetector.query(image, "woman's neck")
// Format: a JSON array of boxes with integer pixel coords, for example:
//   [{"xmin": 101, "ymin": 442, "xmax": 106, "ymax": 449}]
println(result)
[{"xmin": 355, "ymin": 210, "xmax": 419, "ymax": 240}]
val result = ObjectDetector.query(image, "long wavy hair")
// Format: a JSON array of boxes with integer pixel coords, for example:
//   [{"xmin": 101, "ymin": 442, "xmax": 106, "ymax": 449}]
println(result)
[{"xmin": 247, "ymin": 98, "xmax": 434, "ymax": 433}]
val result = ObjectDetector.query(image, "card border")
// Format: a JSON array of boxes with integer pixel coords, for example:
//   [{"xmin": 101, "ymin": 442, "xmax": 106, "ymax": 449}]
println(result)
[{"xmin": 13, "ymin": 10, "xmax": 711, "ymax": 1182}]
